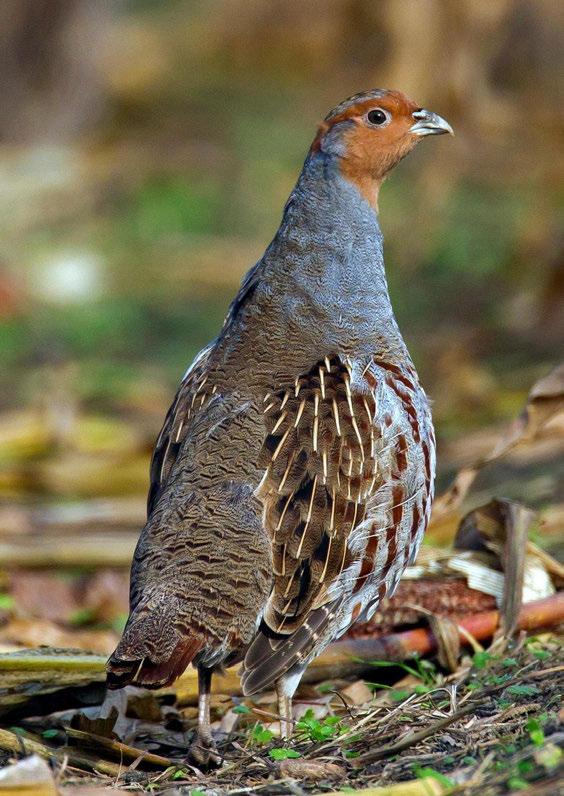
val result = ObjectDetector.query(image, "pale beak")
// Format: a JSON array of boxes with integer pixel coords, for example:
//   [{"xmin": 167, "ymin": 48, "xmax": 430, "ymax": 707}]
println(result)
[{"xmin": 410, "ymin": 108, "xmax": 454, "ymax": 137}]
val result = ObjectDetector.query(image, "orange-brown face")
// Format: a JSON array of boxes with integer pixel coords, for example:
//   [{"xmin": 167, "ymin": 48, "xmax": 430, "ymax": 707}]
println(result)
[{"xmin": 313, "ymin": 90, "xmax": 453, "ymax": 209}]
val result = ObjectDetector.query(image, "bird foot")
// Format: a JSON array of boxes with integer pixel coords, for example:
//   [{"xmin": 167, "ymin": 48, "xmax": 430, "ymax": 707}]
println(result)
[{"xmin": 188, "ymin": 731, "xmax": 221, "ymax": 769}]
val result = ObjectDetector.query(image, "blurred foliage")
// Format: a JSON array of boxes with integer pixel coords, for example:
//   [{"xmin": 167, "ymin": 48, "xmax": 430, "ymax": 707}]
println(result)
[{"xmin": 0, "ymin": 0, "xmax": 562, "ymax": 464}]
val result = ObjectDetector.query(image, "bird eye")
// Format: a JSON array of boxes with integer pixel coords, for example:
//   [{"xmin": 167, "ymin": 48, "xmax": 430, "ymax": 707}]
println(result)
[{"xmin": 367, "ymin": 108, "xmax": 390, "ymax": 126}]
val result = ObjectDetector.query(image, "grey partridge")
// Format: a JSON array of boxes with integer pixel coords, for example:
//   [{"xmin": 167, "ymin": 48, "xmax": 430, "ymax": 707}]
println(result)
[{"xmin": 107, "ymin": 89, "xmax": 452, "ymax": 764}]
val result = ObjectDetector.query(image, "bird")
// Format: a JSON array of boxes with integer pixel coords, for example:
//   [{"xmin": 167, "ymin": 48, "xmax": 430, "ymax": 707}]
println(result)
[{"xmin": 106, "ymin": 88, "xmax": 452, "ymax": 766}]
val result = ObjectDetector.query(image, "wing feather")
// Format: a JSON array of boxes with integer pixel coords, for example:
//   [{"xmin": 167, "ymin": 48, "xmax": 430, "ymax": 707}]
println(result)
[
  {"xmin": 242, "ymin": 355, "xmax": 384, "ymax": 694},
  {"xmin": 147, "ymin": 343, "xmax": 214, "ymax": 515}
]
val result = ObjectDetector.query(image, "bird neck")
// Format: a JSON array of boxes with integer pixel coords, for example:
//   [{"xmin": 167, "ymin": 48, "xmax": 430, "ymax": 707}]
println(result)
[{"xmin": 266, "ymin": 150, "xmax": 405, "ymax": 355}]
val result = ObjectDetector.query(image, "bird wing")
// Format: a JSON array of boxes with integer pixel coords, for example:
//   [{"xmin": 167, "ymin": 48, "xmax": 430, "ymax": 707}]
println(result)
[
  {"xmin": 147, "ymin": 343, "xmax": 214, "ymax": 516},
  {"xmin": 241, "ymin": 354, "xmax": 381, "ymax": 693},
  {"xmin": 241, "ymin": 353, "xmax": 433, "ymax": 695}
]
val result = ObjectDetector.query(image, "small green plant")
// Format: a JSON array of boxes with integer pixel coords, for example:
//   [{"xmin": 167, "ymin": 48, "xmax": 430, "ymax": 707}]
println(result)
[
  {"xmin": 506, "ymin": 684, "xmax": 538, "ymax": 697},
  {"xmin": 295, "ymin": 709, "xmax": 343, "ymax": 742},
  {"xmin": 232, "ymin": 704, "xmax": 251, "ymax": 714},
  {"xmin": 170, "ymin": 768, "xmax": 187, "ymax": 780},
  {"xmin": 507, "ymin": 776, "xmax": 528, "ymax": 790},
  {"xmin": 269, "ymin": 748, "xmax": 301, "ymax": 760},
  {"xmin": 526, "ymin": 717, "xmax": 545, "ymax": 746},
  {"xmin": 250, "ymin": 722, "xmax": 274, "ymax": 745},
  {"xmin": 472, "ymin": 650, "xmax": 497, "ymax": 669},
  {"xmin": 525, "ymin": 637, "xmax": 552, "ymax": 661},
  {"xmin": 531, "ymin": 648, "xmax": 551, "ymax": 661}
]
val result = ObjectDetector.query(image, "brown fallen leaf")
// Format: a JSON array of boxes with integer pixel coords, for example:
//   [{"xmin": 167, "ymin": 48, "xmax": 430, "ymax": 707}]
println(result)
[
  {"xmin": 278, "ymin": 758, "xmax": 345, "ymax": 781},
  {"xmin": 339, "ymin": 679, "xmax": 374, "ymax": 706},
  {"xmin": 71, "ymin": 705, "xmax": 119, "ymax": 739}
]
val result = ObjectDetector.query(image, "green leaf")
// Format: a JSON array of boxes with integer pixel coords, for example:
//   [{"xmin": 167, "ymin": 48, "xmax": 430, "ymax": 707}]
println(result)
[
  {"xmin": 502, "ymin": 657, "xmax": 519, "ymax": 667},
  {"xmin": 488, "ymin": 673, "xmax": 511, "ymax": 685},
  {"xmin": 472, "ymin": 651, "xmax": 495, "ymax": 670},
  {"xmin": 269, "ymin": 748, "xmax": 301, "ymax": 760},
  {"xmin": 233, "ymin": 704, "xmax": 251, "ymax": 714},
  {"xmin": 506, "ymin": 684, "xmax": 538, "ymax": 697},
  {"xmin": 517, "ymin": 760, "xmax": 534, "ymax": 775},
  {"xmin": 41, "ymin": 729, "xmax": 59, "ymax": 739},
  {"xmin": 532, "ymin": 649, "xmax": 550, "ymax": 661},
  {"xmin": 250, "ymin": 722, "xmax": 274, "ymax": 745},
  {"xmin": 413, "ymin": 766, "xmax": 454, "ymax": 788},
  {"xmin": 463, "ymin": 755, "xmax": 477, "ymax": 765},
  {"xmin": 389, "ymin": 689, "xmax": 410, "ymax": 702},
  {"xmin": 526, "ymin": 718, "xmax": 545, "ymax": 746},
  {"xmin": 508, "ymin": 776, "xmax": 528, "ymax": 790}
]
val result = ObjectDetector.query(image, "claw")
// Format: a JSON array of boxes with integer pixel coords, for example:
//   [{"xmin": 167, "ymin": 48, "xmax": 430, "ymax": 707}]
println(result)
[{"xmin": 188, "ymin": 731, "xmax": 221, "ymax": 769}]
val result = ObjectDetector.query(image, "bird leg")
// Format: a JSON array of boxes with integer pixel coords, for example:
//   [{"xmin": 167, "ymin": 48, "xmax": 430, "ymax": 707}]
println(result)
[
  {"xmin": 188, "ymin": 666, "xmax": 221, "ymax": 769},
  {"xmin": 276, "ymin": 681, "xmax": 293, "ymax": 739}
]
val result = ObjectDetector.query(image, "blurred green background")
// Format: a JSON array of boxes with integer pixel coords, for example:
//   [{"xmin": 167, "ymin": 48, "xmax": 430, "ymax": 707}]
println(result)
[{"xmin": 0, "ymin": 0, "xmax": 562, "ymax": 504}]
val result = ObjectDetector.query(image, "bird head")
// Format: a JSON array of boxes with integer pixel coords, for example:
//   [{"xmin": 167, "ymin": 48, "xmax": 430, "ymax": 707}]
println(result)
[{"xmin": 312, "ymin": 89, "xmax": 453, "ymax": 209}]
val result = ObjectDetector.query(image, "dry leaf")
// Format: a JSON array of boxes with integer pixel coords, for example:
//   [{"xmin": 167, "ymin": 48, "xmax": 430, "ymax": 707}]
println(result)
[
  {"xmin": 339, "ymin": 679, "xmax": 374, "ymax": 706},
  {"xmin": 70, "ymin": 705, "xmax": 119, "ymax": 739},
  {"xmin": 278, "ymin": 758, "xmax": 345, "ymax": 781}
]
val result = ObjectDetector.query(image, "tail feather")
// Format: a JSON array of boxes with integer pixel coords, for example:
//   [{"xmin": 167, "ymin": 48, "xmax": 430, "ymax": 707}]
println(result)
[
  {"xmin": 106, "ymin": 605, "xmax": 204, "ymax": 690},
  {"xmin": 241, "ymin": 599, "xmax": 340, "ymax": 696}
]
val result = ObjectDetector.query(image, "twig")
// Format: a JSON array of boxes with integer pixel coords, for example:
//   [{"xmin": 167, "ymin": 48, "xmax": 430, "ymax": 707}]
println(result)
[
  {"xmin": 0, "ymin": 728, "xmax": 121, "ymax": 777},
  {"xmin": 352, "ymin": 701, "xmax": 478, "ymax": 765}
]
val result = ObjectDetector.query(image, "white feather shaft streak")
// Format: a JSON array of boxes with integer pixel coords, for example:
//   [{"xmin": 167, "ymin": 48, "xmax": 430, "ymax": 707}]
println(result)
[{"xmin": 272, "ymin": 428, "xmax": 291, "ymax": 461}]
